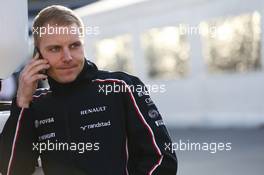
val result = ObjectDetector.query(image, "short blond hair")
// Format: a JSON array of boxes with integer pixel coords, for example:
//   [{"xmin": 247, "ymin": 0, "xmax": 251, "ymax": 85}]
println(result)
[{"xmin": 32, "ymin": 5, "xmax": 84, "ymax": 46}]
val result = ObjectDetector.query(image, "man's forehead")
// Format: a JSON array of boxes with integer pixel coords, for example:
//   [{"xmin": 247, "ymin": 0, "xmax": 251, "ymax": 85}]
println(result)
[{"xmin": 38, "ymin": 23, "xmax": 83, "ymax": 47}]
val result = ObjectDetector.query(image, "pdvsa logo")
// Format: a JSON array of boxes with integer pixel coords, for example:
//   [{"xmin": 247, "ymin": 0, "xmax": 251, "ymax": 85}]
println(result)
[{"xmin": 35, "ymin": 117, "xmax": 55, "ymax": 128}]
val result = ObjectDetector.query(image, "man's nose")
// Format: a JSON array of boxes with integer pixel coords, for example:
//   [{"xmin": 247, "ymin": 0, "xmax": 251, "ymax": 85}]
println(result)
[{"xmin": 62, "ymin": 48, "xmax": 73, "ymax": 62}]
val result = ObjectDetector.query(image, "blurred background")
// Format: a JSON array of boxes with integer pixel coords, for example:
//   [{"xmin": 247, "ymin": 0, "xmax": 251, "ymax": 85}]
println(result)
[{"xmin": 0, "ymin": 0, "xmax": 264, "ymax": 175}]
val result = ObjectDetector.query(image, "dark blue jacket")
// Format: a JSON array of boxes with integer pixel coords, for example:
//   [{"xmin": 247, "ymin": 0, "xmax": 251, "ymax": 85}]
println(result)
[{"xmin": 0, "ymin": 60, "xmax": 177, "ymax": 175}]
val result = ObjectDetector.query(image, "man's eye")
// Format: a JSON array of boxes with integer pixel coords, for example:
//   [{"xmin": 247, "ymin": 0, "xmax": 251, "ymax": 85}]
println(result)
[
  {"xmin": 70, "ymin": 43, "xmax": 81, "ymax": 49},
  {"xmin": 49, "ymin": 47, "xmax": 60, "ymax": 52}
]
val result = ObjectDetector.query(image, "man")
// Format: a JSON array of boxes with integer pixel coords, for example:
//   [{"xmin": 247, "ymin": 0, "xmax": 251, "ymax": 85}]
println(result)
[{"xmin": 0, "ymin": 5, "xmax": 177, "ymax": 175}]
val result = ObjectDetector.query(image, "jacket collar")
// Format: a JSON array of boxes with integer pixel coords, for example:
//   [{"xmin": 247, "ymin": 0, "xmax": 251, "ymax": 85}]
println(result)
[{"xmin": 48, "ymin": 59, "xmax": 98, "ymax": 93}]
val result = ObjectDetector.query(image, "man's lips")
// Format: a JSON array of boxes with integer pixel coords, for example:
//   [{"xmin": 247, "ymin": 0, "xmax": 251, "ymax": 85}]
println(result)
[{"xmin": 57, "ymin": 65, "xmax": 78, "ymax": 70}]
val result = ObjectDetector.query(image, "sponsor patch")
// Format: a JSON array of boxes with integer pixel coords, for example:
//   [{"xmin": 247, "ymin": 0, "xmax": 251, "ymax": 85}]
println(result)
[
  {"xmin": 148, "ymin": 109, "xmax": 160, "ymax": 119},
  {"xmin": 80, "ymin": 120, "xmax": 111, "ymax": 131},
  {"xmin": 155, "ymin": 119, "xmax": 165, "ymax": 127},
  {"xmin": 145, "ymin": 97, "xmax": 154, "ymax": 106},
  {"xmin": 39, "ymin": 132, "xmax": 56, "ymax": 141},
  {"xmin": 35, "ymin": 117, "xmax": 54, "ymax": 128},
  {"xmin": 138, "ymin": 90, "xmax": 149, "ymax": 97},
  {"xmin": 80, "ymin": 106, "xmax": 107, "ymax": 116}
]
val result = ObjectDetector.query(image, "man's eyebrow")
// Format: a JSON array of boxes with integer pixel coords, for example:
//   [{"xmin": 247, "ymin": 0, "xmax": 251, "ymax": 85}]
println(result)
[
  {"xmin": 45, "ymin": 45, "xmax": 61, "ymax": 49},
  {"xmin": 44, "ymin": 41, "xmax": 82, "ymax": 49},
  {"xmin": 70, "ymin": 41, "xmax": 82, "ymax": 45}
]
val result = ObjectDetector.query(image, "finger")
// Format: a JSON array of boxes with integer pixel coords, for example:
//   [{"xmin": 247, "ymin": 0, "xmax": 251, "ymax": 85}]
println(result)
[
  {"xmin": 19, "ymin": 71, "xmax": 47, "ymax": 85},
  {"xmin": 23, "ymin": 73, "xmax": 48, "ymax": 84},
  {"xmin": 30, "ymin": 73, "xmax": 48, "ymax": 83},
  {"xmin": 23, "ymin": 59, "xmax": 48, "ymax": 74},
  {"xmin": 27, "ymin": 63, "xmax": 50, "ymax": 77},
  {"xmin": 20, "ymin": 61, "xmax": 48, "ymax": 81}
]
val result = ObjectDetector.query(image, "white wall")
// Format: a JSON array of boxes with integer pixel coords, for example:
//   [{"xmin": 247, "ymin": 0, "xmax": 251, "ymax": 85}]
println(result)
[
  {"xmin": 76, "ymin": 0, "xmax": 264, "ymax": 127},
  {"xmin": 0, "ymin": 0, "xmax": 28, "ymax": 79}
]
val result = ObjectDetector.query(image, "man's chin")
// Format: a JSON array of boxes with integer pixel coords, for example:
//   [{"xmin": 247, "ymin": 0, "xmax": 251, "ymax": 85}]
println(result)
[
  {"xmin": 50, "ymin": 75, "xmax": 77, "ymax": 84},
  {"xmin": 59, "ymin": 77, "xmax": 77, "ymax": 84}
]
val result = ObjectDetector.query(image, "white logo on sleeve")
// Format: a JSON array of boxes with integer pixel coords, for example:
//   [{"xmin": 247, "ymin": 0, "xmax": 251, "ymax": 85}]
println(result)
[
  {"xmin": 145, "ymin": 97, "xmax": 154, "ymax": 106},
  {"xmin": 155, "ymin": 119, "xmax": 165, "ymax": 127},
  {"xmin": 148, "ymin": 109, "xmax": 160, "ymax": 119},
  {"xmin": 138, "ymin": 90, "xmax": 149, "ymax": 97}
]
